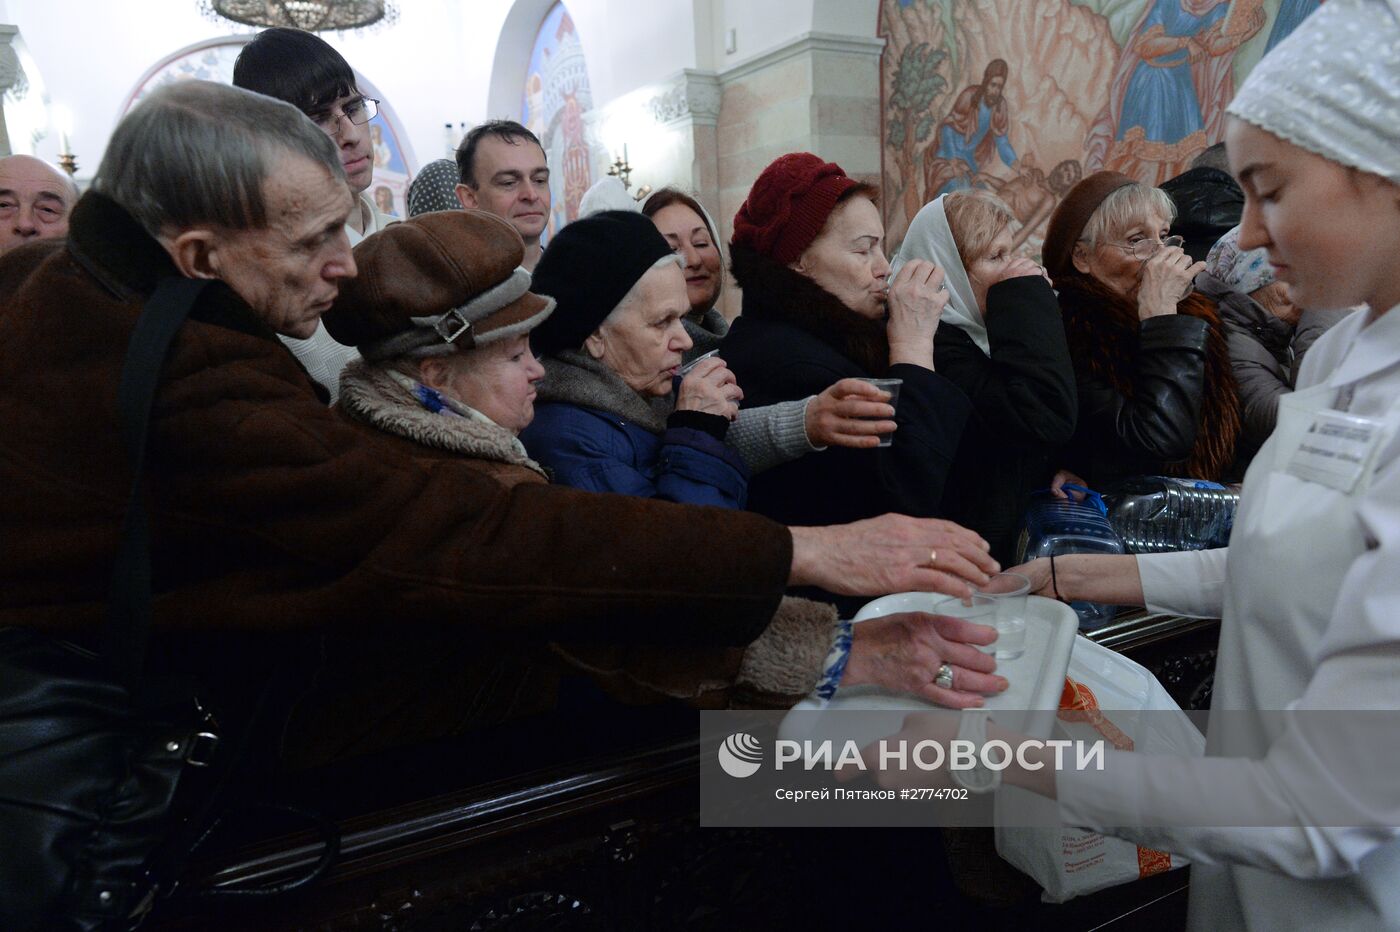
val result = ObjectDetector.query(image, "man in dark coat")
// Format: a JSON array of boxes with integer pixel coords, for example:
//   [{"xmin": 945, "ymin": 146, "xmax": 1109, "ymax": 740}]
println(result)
[{"xmin": 0, "ymin": 82, "xmax": 1000, "ymax": 768}]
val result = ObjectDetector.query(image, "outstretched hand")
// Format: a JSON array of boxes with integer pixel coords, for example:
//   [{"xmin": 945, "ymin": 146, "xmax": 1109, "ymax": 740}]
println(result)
[
  {"xmin": 842, "ymin": 611, "xmax": 1007, "ymax": 709},
  {"xmin": 805, "ymin": 378, "xmax": 898, "ymax": 449},
  {"xmin": 789, "ymin": 514, "xmax": 999, "ymax": 600},
  {"xmin": 1049, "ymin": 468, "xmax": 1087, "ymax": 501}
]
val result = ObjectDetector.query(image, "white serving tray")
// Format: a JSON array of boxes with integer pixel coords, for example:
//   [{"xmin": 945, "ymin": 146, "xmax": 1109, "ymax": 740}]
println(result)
[{"xmin": 780, "ymin": 593, "xmax": 1079, "ymax": 750}]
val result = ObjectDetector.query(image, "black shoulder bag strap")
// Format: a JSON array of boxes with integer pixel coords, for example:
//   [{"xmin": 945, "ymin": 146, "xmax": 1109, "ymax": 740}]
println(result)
[
  {"xmin": 99, "ymin": 277, "xmax": 339, "ymax": 909},
  {"xmin": 102, "ymin": 276, "xmax": 210, "ymax": 690}
]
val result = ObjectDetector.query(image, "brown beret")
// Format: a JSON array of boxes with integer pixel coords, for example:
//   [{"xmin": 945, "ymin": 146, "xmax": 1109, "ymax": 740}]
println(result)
[
  {"xmin": 1042, "ymin": 171, "xmax": 1135, "ymax": 281},
  {"xmin": 323, "ymin": 209, "xmax": 553, "ymax": 360}
]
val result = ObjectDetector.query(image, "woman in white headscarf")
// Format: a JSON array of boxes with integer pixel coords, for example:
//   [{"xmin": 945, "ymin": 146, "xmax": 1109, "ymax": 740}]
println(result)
[
  {"xmin": 892, "ymin": 191, "xmax": 1077, "ymax": 563},
  {"xmin": 870, "ymin": 2, "xmax": 1400, "ymax": 928},
  {"xmin": 642, "ymin": 186, "xmax": 730, "ymax": 360}
]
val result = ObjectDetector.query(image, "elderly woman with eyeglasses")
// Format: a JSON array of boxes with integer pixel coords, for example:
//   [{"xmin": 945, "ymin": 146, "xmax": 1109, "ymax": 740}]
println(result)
[{"xmin": 1043, "ymin": 171, "xmax": 1241, "ymax": 486}]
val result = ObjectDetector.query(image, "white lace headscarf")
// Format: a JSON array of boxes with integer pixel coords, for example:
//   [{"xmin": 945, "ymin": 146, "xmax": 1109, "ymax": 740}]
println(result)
[
  {"xmin": 1227, "ymin": 0, "xmax": 1400, "ymax": 184},
  {"xmin": 891, "ymin": 195, "xmax": 987, "ymax": 353}
]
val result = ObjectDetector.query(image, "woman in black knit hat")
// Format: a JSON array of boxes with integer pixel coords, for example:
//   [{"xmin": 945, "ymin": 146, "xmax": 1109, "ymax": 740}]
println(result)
[{"xmin": 522, "ymin": 210, "xmax": 752, "ymax": 507}]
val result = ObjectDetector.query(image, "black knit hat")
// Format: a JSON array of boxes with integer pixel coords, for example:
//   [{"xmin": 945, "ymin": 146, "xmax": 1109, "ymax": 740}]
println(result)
[{"xmin": 529, "ymin": 210, "xmax": 676, "ymax": 356}]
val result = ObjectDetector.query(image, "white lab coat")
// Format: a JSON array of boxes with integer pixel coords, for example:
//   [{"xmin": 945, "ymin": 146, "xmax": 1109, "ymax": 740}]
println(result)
[{"xmin": 1056, "ymin": 304, "xmax": 1400, "ymax": 930}]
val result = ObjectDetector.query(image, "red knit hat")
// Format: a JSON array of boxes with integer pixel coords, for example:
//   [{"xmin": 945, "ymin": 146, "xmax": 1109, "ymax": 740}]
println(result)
[{"xmin": 731, "ymin": 153, "xmax": 861, "ymax": 264}]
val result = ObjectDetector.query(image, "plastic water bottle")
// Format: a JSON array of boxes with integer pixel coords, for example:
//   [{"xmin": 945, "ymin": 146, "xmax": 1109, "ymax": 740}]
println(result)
[{"xmin": 1104, "ymin": 477, "xmax": 1240, "ymax": 554}]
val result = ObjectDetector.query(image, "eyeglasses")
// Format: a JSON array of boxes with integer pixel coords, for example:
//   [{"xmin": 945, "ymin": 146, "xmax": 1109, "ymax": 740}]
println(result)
[
  {"xmin": 310, "ymin": 97, "xmax": 379, "ymax": 137},
  {"xmin": 1105, "ymin": 234, "xmax": 1185, "ymax": 262}
]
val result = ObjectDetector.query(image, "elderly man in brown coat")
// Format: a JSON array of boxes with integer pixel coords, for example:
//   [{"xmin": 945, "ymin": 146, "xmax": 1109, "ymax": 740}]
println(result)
[{"xmin": 0, "ymin": 81, "xmax": 1004, "ymax": 769}]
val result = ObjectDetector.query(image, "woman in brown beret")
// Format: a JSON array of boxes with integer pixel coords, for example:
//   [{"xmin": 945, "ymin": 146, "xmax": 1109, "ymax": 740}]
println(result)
[{"xmin": 1043, "ymin": 170, "xmax": 1240, "ymax": 487}]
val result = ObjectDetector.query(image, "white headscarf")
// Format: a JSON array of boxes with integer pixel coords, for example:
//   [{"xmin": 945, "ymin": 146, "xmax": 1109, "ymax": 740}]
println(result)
[
  {"xmin": 891, "ymin": 194, "xmax": 987, "ymax": 354},
  {"xmin": 643, "ymin": 189, "xmax": 729, "ymax": 313},
  {"xmin": 1227, "ymin": 0, "xmax": 1400, "ymax": 185},
  {"xmin": 577, "ymin": 177, "xmax": 640, "ymax": 218}
]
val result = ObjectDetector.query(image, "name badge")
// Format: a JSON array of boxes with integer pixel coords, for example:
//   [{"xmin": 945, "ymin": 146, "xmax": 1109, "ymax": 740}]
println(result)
[{"xmin": 1285, "ymin": 409, "xmax": 1385, "ymax": 493}]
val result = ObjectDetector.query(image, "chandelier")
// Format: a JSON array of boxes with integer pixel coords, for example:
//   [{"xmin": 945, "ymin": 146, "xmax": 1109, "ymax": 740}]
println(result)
[{"xmin": 200, "ymin": 0, "xmax": 399, "ymax": 32}]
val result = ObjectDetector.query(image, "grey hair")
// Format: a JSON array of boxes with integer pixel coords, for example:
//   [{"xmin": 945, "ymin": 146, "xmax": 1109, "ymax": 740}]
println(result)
[
  {"xmin": 92, "ymin": 80, "xmax": 345, "ymax": 237},
  {"xmin": 606, "ymin": 253, "xmax": 684, "ymax": 321},
  {"xmin": 1079, "ymin": 183, "xmax": 1177, "ymax": 249}
]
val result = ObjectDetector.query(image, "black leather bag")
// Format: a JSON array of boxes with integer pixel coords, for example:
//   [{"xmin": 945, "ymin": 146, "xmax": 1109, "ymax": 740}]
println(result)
[{"xmin": 0, "ymin": 278, "xmax": 232, "ymax": 930}]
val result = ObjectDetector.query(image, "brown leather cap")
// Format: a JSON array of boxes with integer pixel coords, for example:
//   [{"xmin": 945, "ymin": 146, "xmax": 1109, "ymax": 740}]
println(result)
[
  {"xmin": 323, "ymin": 209, "xmax": 553, "ymax": 359},
  {"xmin": 1042, "ymin": 171, "xmax": 1135, "ymax": 281}
]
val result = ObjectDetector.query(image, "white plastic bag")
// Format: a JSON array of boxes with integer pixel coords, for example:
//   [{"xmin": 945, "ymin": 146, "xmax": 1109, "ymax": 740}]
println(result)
[{"xmin": 994, "ymin": 636, "xmax": 1206, "ymax": 903}]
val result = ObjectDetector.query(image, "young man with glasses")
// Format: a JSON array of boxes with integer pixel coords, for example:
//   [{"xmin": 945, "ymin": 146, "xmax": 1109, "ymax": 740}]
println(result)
[{"xmin": 233, "ymin": 27, "xmax": 396, "ymax": 400}]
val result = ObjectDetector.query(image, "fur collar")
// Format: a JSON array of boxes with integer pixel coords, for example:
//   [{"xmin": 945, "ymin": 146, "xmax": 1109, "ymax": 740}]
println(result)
[
  {"xmin": 536, "ymin": 349, "xmax": 673, "ymax": 434},
  {"xmin": 338, "ymin": 358, "xmax": 546, "ymax": 476},
  {"xmin": 1058, "ymin": 276, "xmax": 1241, "ymax": 480},
  {"xmin": 729, "ymin": 243, "xmax": 891, "ymax": 375}
]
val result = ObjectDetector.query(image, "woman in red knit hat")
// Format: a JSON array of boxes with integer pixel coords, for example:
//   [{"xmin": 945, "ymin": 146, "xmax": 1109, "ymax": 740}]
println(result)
[{"xmin": 721, "ymin": 153, "xmax": 975, "ymax": 601}]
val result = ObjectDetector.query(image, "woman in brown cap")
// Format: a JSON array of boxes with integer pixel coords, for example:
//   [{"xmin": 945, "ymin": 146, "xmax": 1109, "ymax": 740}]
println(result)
[{"xmin": 1043, "ymin": 170, "xmax": 1240, "ymax": 486}]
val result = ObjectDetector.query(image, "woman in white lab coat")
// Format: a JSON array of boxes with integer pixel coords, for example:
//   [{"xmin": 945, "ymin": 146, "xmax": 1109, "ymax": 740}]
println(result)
[{"xmin": 865, "ymin": 2, "xmax": 1400, "ymax": 928}]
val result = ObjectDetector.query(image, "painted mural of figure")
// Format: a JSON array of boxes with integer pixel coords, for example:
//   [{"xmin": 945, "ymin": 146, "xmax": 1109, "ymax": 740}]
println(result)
[
  {"xmin": 523, "ymin": 72, "xmax": 546, "ymax": 142},
  {"xmin": 1085, "ymin": 0, "xmax": 1265, "ymax": 186},
  {"xmin": 560, "ymin": 93, "xmax": 591, "ymax": 225},
  {"xmin": 1265, "ymin": 0, "xmax": 1322, "ymax": 52},
  {"xmin": 371, "ymin": 124, "xmax": 390, "ymax": 169},
  {"xmin": 979, "ymin": 156, "xmax": 1083, "ymax": 252},
  {"xmin": 923, "ymin": 59, "xmax": 1017, "ymax": 199}
]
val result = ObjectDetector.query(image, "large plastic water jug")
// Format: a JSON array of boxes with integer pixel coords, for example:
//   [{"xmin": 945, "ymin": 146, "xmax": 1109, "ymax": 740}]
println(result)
[{"xmin": 1016, "ymin": 486, "xmax": 1125, "ymax": 631}]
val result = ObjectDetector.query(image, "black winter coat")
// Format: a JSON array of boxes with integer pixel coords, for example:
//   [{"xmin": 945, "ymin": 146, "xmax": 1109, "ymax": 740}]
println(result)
[
  {"xmin": 722, "ymin": 245, "xmax": 972, "ymax": 531},
  {"xmin": 934, "ymin": 276, "xmax": 1077, "ymax": 564}
]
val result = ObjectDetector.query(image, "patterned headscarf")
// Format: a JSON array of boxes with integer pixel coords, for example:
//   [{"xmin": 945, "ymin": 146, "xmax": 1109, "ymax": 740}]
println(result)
[
  {"xmin": 1228, "ymin": 0, "xmax": 1400, "ymax": 184},
  {"xmin": 407, "ymin": 159, "xmax": 462, "ymax": 217},
  {"xmin": 1205, "ymin": 225, "xmax": 1275, "ymax": 295}
]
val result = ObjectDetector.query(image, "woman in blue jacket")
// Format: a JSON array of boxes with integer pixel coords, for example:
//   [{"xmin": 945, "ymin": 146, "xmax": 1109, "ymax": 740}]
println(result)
[{"xmin": 522, "ymin": 210, "xmax": 749, "ymax": 508}]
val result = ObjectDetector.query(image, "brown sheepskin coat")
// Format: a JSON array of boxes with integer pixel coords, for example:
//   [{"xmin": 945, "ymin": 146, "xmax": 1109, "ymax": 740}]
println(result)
[
  {"xmin": 0, "ymin": 193, "xmax": 805, "ymax": 737},
  {"xmin": 337, "ymin": 360, "xmax": 841, "ymax": 710}
]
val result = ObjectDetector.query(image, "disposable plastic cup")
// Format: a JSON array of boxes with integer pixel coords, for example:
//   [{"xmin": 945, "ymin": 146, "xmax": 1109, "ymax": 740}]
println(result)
[
  {"xmin": 856, "ymin": 377, "xmax": 902, "ymax": 447},
  {"xmin": 937, "ymin": 594, "xmax": 995, "ymax": 625},
  {"xmin": 677, "ymin": 349, "xmax": 720, "ymax": 379},
  {"xmin": 975, "ymin": 572, "xmax": 1031, "ymax": 661}
]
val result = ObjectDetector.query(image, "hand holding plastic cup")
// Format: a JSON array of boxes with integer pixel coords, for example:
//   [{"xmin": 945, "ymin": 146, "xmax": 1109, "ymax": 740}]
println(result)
[
  {"xmin": 855, "ymin": 377, "xmax": 902, "ymax": 447},
  {"xmin": 974, "ymin": 572, "xmax": 1030, "ymax": 661}
]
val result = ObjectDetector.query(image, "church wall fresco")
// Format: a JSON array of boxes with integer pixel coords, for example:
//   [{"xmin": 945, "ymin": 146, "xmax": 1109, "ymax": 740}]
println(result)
[
  {"xmin": 878, "ymin": 0, "xmax": 1321, "ymax": 257},
  {"xmin": 522, "ymin": 1, "xmax": 605, "ymax": 240}
]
